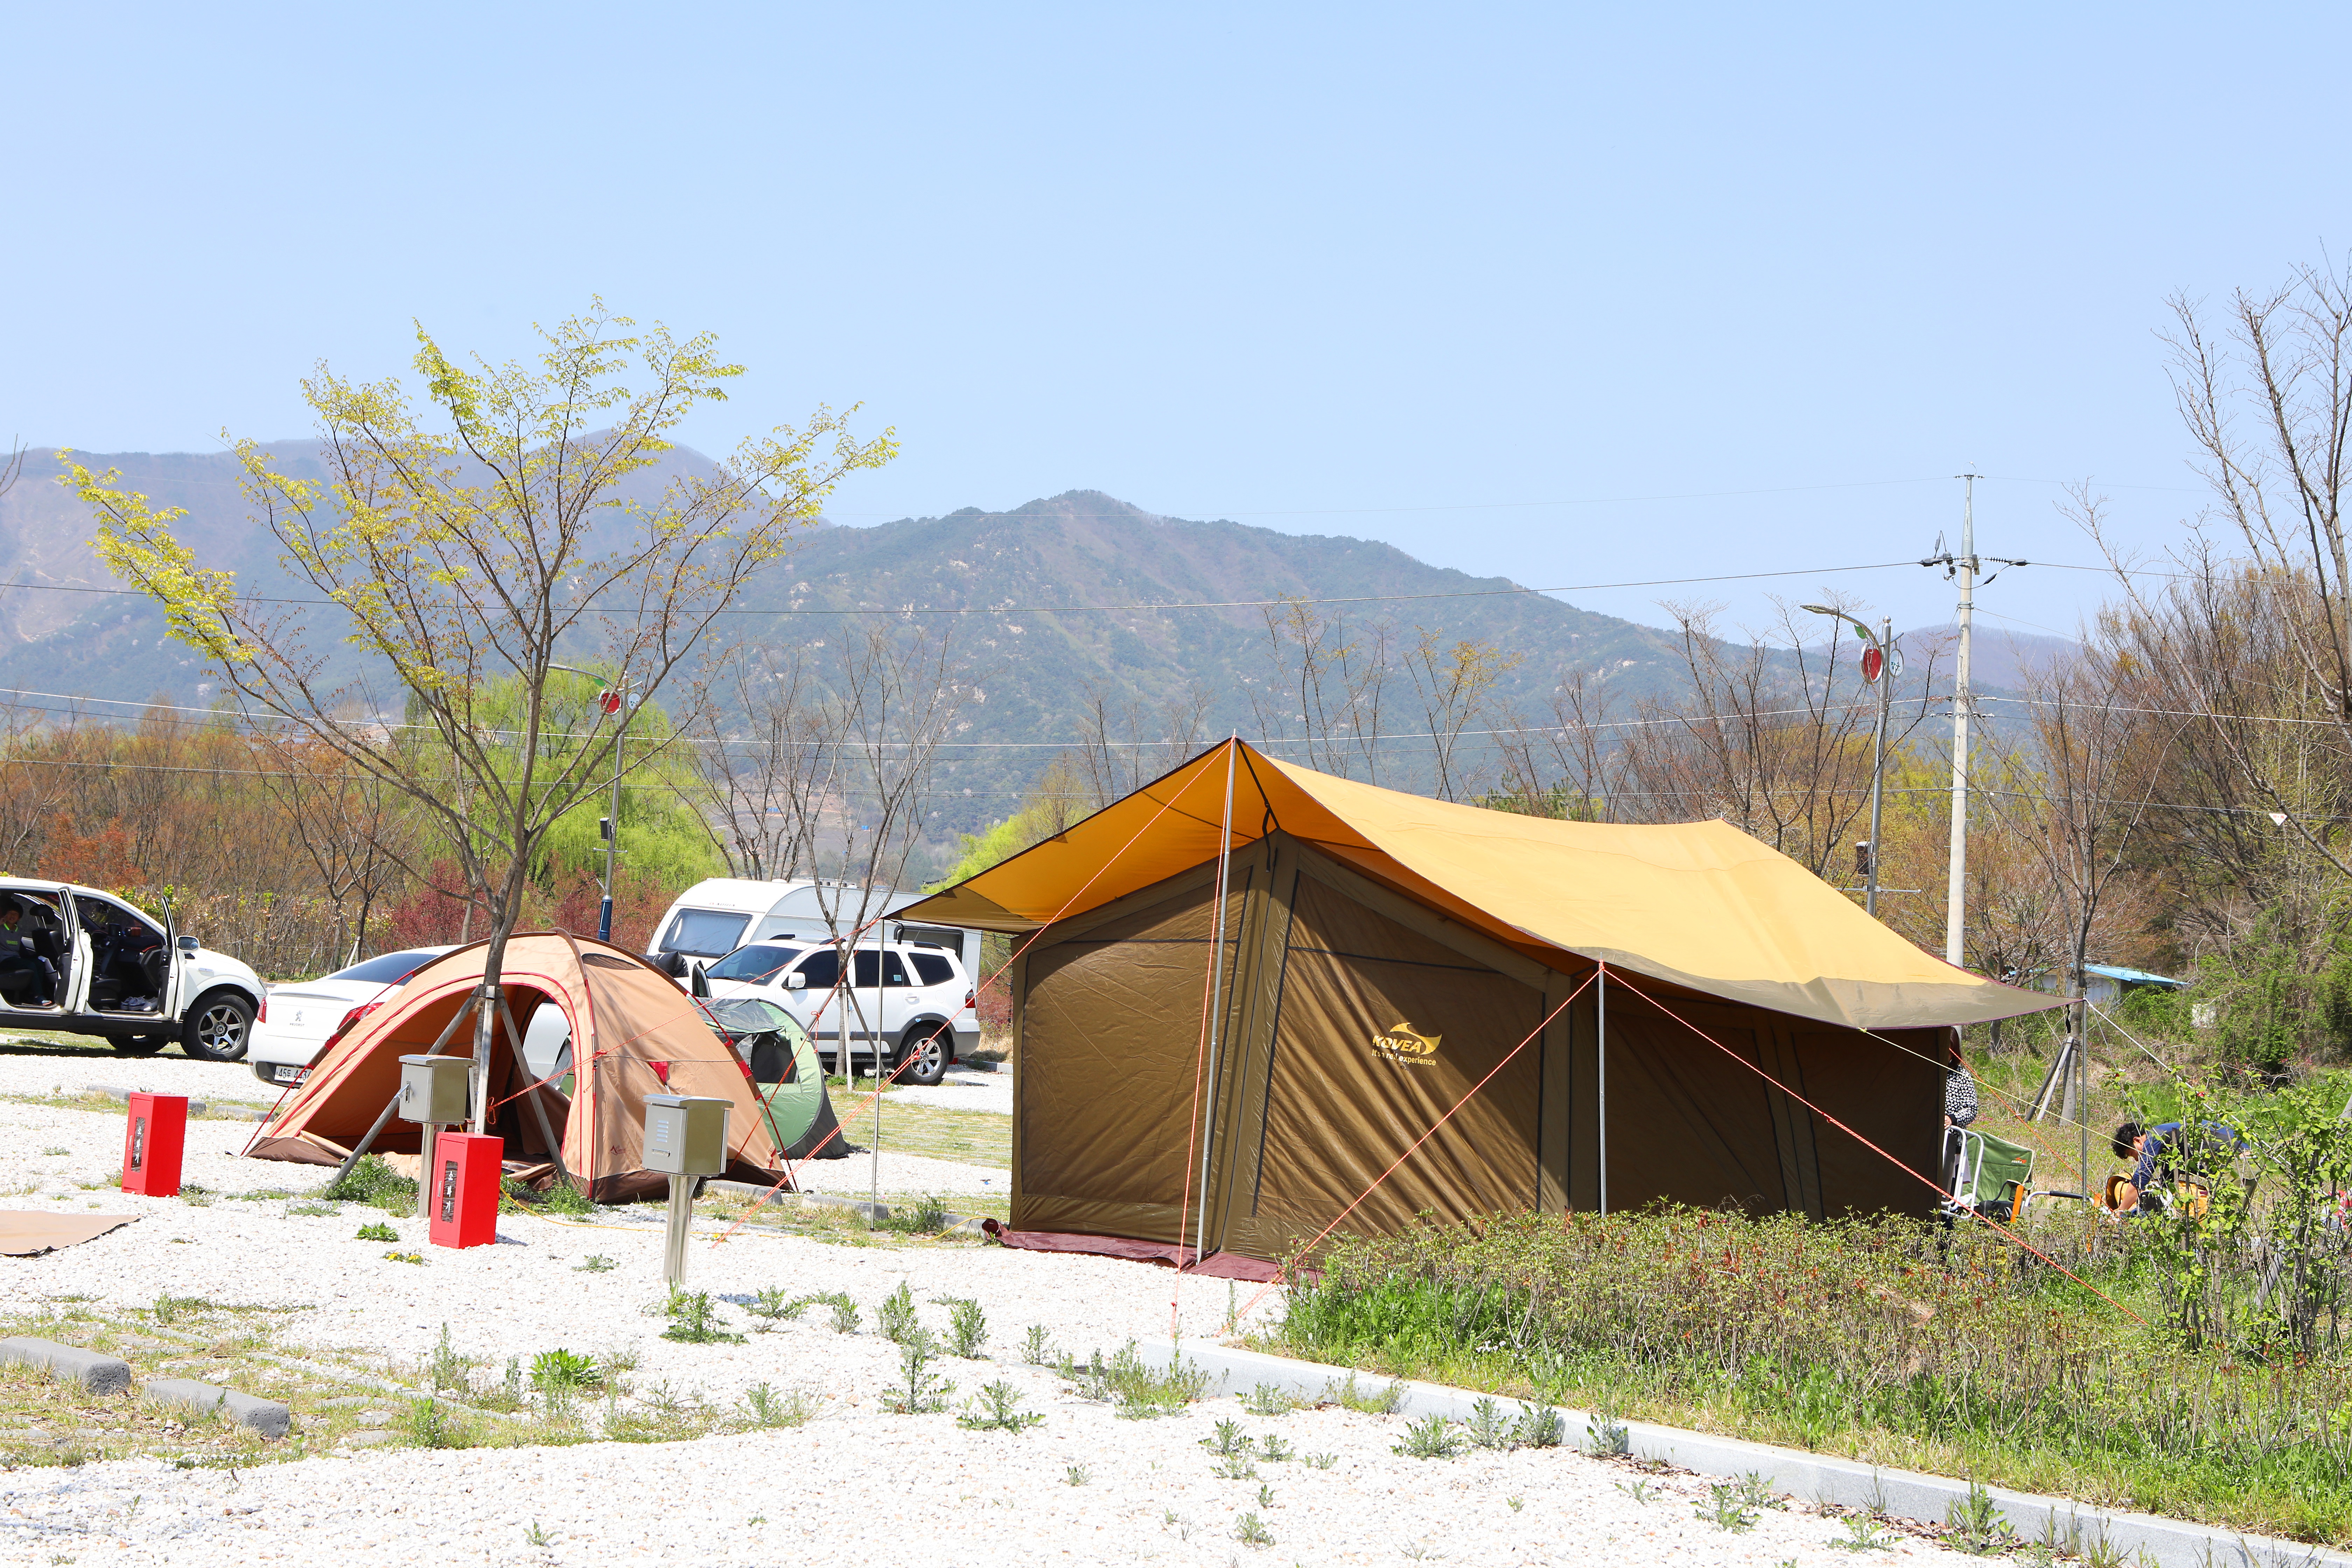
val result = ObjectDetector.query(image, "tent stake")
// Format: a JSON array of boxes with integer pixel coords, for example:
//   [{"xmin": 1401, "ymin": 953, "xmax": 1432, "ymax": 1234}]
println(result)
[
  {"xmin": 324, "ymin": 990, "xmax": 484, "ymax": 1192},
  {"xmin": 1597, "ymin": 961, "xmax": 1608, "ymax": 1218}
]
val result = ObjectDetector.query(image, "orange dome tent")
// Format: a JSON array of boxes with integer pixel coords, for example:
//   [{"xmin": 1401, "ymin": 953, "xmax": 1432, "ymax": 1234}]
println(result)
[{"xmin": 248, "ymin": 933, "xmax": 783, "ymax": 1202}]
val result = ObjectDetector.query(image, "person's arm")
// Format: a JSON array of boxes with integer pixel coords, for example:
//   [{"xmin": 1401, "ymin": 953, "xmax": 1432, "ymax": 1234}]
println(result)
[{"xmin": 1945, "ymin": 1065, "xmax": 1978, "ymax": 1129}]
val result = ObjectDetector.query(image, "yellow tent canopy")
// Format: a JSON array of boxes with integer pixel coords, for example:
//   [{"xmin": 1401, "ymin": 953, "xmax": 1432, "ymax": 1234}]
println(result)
[{"xmin": 905, "ymin": 739, "xmax": 2052, "ymax": 1032}]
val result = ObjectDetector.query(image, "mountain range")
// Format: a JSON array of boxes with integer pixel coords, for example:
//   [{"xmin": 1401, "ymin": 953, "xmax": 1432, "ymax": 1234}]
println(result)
[{"xmin": 0, "ymin": 446, "xmax": 2070, "ymax": 837}]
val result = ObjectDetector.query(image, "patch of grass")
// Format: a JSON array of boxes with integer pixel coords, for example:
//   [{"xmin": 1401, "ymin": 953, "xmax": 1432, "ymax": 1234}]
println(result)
[
  {"xmin": 878, "ymin": 1193, "xmax": 951, "ymax": 1234},
  {"xmin": 1830, "ymin": 1513, "xmax": 1896, "ymax": 1552},
  {"xmin": 573, "ymin": 1254, "xmax": 614, "ymax": 1273},
  {"xmin": 1233, "ymin": 1511, "xmax": 1274, "ymax": 1547},
  {"xmin": 401, "ymin": 1398, "xmax": 478, "ymax": 1450},
  {"xmin": 284, "ymin": 1201, "xmax": 338, "ymax": 1217},
  {"xmin": 322, "ymin": 1154, "xmax": 416, "ymax": 1215},
  {"xmin": 738, "ymin": 1382, "xmax": 813, "ymax": 1429},
  {"xmin": 853, "ymin": 1102, "xmax": 1009, "ymax": 1169},
  {"xmin": 1320, "ymin": 1372, "xmax": 1404, "ymax": 1414},
  {"xmin": 1272, "ymin": 1204, "xmax": 2352, "ymax": 1547},
  {"xmin": 354, "ymin": 1221, "xmax": 398, "ymax": 1242},
  {"xmin": 151, "ymin": 1294, "xmax": 212, "ymax": 1326},
  {"xmin": 542, "ymin": 1182, "xmax": 594, "ymax": 1217},
  {"xmin": 1057, "ymin": 1340, "xmax": 1209, "ymax": 1419},
  {"xmin": 1945, "ymin": 1482, "xmax": 2014, "ymax": 1555}
]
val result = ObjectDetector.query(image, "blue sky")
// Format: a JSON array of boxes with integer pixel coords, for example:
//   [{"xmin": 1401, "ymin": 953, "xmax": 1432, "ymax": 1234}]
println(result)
[{"xmin": 5, "ymin": 4, "xmax": 2343, "ymax": 644}]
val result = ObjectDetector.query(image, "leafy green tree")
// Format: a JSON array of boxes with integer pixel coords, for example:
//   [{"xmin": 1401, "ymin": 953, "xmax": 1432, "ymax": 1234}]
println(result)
[{"xmin": 66, "ymin": 302, "xmax": 894, "ymax": 1130}]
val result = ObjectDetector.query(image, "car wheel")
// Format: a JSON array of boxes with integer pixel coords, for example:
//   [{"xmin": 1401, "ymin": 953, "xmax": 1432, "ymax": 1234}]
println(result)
[
  {"xmin": 182, "ymin": 993, "xmax": 255, "ymax": 1062},
  {"xmin": 899, "ymin": 1024, "xmax": 950, "ymax": 1087},
  {"xmin": 110, "ymin": 1035, "xmax": 168, "ymax": 1057}
]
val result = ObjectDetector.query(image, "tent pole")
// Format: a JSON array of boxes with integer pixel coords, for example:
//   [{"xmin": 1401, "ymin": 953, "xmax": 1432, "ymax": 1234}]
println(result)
[
  {"xmin": 324, "ymin": 992, "xmax": 484, "ymax": 1191},
  {"xmin": 1597, "ymin": 961, "xmax": 1608, "ymax": 1218},
  {"xmin": 1191, "ymin": 739, "xmax": 1239, "ymax": 1266},
  {"xmin": 497, "ymin": 999, "xmax": 573, "ymax": 1189}
]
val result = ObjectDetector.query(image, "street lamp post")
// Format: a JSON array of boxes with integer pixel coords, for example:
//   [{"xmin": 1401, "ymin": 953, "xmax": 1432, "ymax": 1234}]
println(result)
[{"xmin": 1801, "ymin": 606, "xmax": 1895, "ymax": 917}]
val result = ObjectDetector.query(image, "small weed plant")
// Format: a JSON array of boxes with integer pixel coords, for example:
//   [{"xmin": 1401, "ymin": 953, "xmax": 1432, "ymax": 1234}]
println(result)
[
  {"xmin": 1022, "ymin": 1323, "xmax": 1055, "ymax": 1365},
  {"xmin": 1258, "ymin": 1434, "xmax": 1295, "ymax": 1463},
  {"xmin": 1233, "ymin": 1511, "xmax": 1274, "ymax": 1547},
  {"xmin": 386, "ymin": 1250, "xmax": 424, "ymax": 1264},
  {"xmin": 1393, "ymin": 1415, "xmax": 1464, "ymax": 1460},
  {"xmin": 945, "ymin": 1297, "xmax": 987, "ymax": 1357},
  {"xmin": 1064, "ymin": 1463, "xmax": 1091, "ymax": 1485},
  {"xmin": 883, "ymin": 1333, "xmax": 954, "ymax": 1414},
  {"xmin": 1695, "ymin": 1483, "xmax": 1759, "ymax": 1533},
  {"xmin": 1830, "ymin": 1513, "xmax": 1896, "ymax": 1553},
  {"xmin": 402, "ymin": 1398, "xmax": 474, "ymax": 1450},
  {"xmin": 879, "ymin": 1193, "xmax": 951, "ymax": 1234},
  {"xmin": 739, "ymin": 1382, "xmax": 813, "ymax": 1429},
  {"xmin": 1212, "ymin": 1451, "xmax": 1260, "ymax": 1480},
  {"xmin": 573, "ymin": 1254, "xmax": 615, "ymax": 1273},
  {"xmin": 662, "ymin": 1290, "xmax": 744, "ymax": 1344},
  {"xmin": 1203, "ymin": 1417, "xmax": 1253, "ymax": 1456},
  {"xmin": 956, "ymin": 1380, "xmax": 1044, "ymax": 1432},
  {"xmin": 426, "ymin": 1324, "xmax": 476, "ymax": 1393},
  {"xmin": 878, "ymin": 1281, "xmax": 919, "ymax": 1345},
  {"xmin": 1243, "ymin": 1381, "xmax": 1295, "ymax": 1416},
  {"xmin": 354, "ymin": 1220, "xmax": 398, "ymax": 1242},
  {"xmin": 541, "ymin": 1182, "xmax": 593, "ymax": 1217},
  {"xmin": 1304, "ymin": 1451, "xmax": 1337, "ymax": 1470},
  {"xmin": 531, "ymin": 1349, "xmax": 602, "ymax": 1392},
  {"xmin": 323, "ymin": 1154, "xmax": 416, "ymax": 1214},
  {"xmin": 1321, "ymin": 1372, "xmax": 1404, "ymax": 1414},
  {"xmin": 1465, "ymin": 1397, "xmax": 1513, "ymax": 1449},
  {"xmin": 1945, "ymin": 1484, "xmax": 2012, "ymax": 1555}
]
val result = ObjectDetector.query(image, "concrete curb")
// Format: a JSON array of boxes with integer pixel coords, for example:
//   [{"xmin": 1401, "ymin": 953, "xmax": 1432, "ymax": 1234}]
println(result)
[
  {"xmin": 144, "ymin": 1377, "xmax": 292, "ymax": 1439},
  {"xmin": 1136, "ymin": 1338, "xmax": 2348, "ymax": 1568},
  {"xmin": 0, "ymin": 1337, "xmax": 132, "ymax": 1395}
]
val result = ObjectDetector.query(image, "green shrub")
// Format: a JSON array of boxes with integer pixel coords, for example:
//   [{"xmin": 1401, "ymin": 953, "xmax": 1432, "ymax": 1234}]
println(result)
[
  {"xmin": 323, "ymin": 1154, "xmax": 416, "ymax": 1214},
  {"xmin": 354, "ymin": 1220, "xmax": 398, "ymax": 1242}
]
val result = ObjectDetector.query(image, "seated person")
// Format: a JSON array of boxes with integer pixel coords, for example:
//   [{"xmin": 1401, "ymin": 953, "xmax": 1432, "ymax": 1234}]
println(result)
[
  {"xmin": 2110, "ymin": 1119, "xmax": 2246, "ymax": 1217},
  {"xmin": 0, "ymin": 901, "xmax": 59, "ymax": 1005}
]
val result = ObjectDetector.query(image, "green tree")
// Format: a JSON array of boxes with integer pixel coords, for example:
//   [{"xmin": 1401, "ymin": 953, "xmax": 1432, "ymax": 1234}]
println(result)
[
  {"xmin": 933, "ymin": 757, "xmax": 1092, "ymax": 888},
  {"xmin": 66, "ymin": 301, "xmax": 893, "ymax": 1130}
]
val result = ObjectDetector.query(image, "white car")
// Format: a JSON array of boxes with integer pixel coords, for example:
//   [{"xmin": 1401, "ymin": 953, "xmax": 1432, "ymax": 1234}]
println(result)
[
  {"xmin": 246, "ymin": 946, "xmax": 456, "ymax": 1088},
  {"xmin": 699, "ymin": 938, "xmax": 978, "ymax": 1086},
  {"xmin": 0, "ymin": 878, "xmax": 267, "ymax": 1060}
]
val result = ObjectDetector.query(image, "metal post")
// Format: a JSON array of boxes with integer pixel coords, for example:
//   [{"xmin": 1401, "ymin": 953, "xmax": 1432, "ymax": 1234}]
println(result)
[
  {"xmin": 1867, "ymin": 617, "xmax": 1891, "ymax": 918},
  {"xmin": 2074, "ymin": 1000, "xmax": 2090, "ymax": 1200},
  {"xmin": 663, "ymin": 1173, "xmax": 693, "ymax": 1286},
  {"xmin": 1946, "ymin": 474, "xmax": 1980, "ymax": 965},
  {"xmin": 415, "ymin": 1125, "xmax": 440, "ymax": 1219},
  {"xmin": 599, "ymin": 698, "xmax": 625, "ymax": 943},
  {"xmin": 1596, "ymin": 961, "xmax": 1608, "ymax": 1218},
  {"xmin": 1191, "ymin": 740, "xmax": 1240, "ymax": 1264}
]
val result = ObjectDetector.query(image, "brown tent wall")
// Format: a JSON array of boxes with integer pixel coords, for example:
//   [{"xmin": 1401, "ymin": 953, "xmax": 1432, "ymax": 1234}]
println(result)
[{"xmin": 1009, "ymin": 834, "xmax": 1942, "ymax": 1263}]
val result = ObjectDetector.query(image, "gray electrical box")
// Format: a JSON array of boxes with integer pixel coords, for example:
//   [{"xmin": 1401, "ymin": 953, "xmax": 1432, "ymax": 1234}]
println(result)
[
  {"xmin": 398, "ymin": 1055, "xmax": 471, "ymax": 1125},
  {"xmin": 643, "ymin": 1094, "xmax": 730, "ymax": 1177}
]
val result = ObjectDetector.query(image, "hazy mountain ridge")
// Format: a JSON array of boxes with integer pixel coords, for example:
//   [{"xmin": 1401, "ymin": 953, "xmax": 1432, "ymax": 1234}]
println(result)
[{"xmin": 0, "ymin": 448, "xmax": 2068, "ymax": 839}]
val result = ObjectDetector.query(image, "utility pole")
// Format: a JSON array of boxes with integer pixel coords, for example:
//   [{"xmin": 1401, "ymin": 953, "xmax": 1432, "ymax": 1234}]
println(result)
[{"xmin": 1945, "ymin": 474, "xmax": 1980, "ymax": 966}]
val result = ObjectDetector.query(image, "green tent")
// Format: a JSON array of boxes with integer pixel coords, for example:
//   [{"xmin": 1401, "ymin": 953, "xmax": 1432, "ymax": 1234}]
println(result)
[{"xmin": 705, "ymin": 997, "xmax": 851, "ymax": 1161}]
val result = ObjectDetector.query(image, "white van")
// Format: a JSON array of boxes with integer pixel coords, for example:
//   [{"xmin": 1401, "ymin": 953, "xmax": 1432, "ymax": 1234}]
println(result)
[{"xmin": 647, "ymin": 877, "xmax": 984, "ymax": 1011}]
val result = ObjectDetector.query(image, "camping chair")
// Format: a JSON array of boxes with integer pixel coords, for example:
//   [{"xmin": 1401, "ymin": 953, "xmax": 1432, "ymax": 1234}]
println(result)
[{"xmin": 1943, "ymin": 1128, "xmax": 2035, "ymax": 1224}]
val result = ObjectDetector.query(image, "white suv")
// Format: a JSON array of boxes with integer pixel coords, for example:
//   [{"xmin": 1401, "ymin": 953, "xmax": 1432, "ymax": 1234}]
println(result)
[
  {"xmin": 0, "ymin": 878, "xmax": 267, "ymax": 1060},
  {"xmin": 698, "ymin": 938, "xmax": 978, "ymax": 1086}
]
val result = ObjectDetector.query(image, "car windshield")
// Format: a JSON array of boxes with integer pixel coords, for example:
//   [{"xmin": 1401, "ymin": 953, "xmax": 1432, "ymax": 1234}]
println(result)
[
  {"xmin": 328, "ymin": 949, "xmax": 445, "ymax": 985},
  {"xmin": 704, "ymin": 944, "xmax": 801, "ymax": 983},
  {"xmin": 660, "ymin": 908, "xmax": 751, "ymax": 957}
]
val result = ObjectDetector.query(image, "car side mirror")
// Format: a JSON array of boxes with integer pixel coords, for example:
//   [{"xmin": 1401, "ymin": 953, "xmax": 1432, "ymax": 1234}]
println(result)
[
  {"xmin": 177, "ymin": 936, "xmax": 199, "ymax": 952},
  {"xmin": 784, "ymin": 971, "xmax": 807, "ymax": 990}
]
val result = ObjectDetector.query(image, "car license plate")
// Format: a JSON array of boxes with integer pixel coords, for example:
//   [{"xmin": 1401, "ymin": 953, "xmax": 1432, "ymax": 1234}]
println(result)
[{"xmin": 273, "ymin": 1064, "xmax": 309, "ymax": 1085}]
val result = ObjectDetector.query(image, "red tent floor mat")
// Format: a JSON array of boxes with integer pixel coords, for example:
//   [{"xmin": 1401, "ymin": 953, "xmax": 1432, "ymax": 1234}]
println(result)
[{"xmin": 981, "ymin": 1222, "xmax": 1283, "ymax": 1281}]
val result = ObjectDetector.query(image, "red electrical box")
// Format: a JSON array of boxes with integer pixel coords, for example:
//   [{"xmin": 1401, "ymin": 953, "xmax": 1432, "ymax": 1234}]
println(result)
[
  {"xmin": 427, "ymin": 1130, "xmax": 502, "ymax": 1250},
  {"xmin": 122, "ymin": 1092, "xmax": 187, "ymax": 1197}
]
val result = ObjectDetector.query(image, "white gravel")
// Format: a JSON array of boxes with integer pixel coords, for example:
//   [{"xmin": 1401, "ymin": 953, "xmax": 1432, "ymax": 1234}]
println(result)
[
  {"xmin": 789, "ymin": 1149, "xmax": 1008, "ymax": 1198},
  {"xmin": 0, "ymin": 1056, "xmax": 1969, "ymax": 1567}
]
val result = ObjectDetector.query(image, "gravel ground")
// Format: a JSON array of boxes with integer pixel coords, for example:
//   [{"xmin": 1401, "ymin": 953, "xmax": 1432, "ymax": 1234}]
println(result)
[
  {"xmin": 0, "ymin": 1074, "xmax": 1968, "ymax": 1567},
  {"xmin": 0, "ymin": 1047, "xmax": 275, "ymax": 1108},
  {"xmin": 788, "ymin": 1148, "xmax": 1008, "ymax": 1198}
]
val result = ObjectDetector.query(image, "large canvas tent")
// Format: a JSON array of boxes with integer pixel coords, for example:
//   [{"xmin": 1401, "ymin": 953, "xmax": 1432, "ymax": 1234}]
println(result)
[
  {"xmin": 250, "ymin": 933, "xmax": 785, "ymax": 1201},
  {"xmin": 899, "ymin": 741, "xmax": 2060, "ymax": 1267}
]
